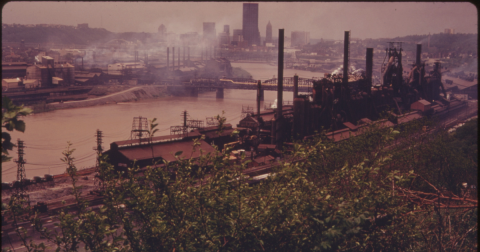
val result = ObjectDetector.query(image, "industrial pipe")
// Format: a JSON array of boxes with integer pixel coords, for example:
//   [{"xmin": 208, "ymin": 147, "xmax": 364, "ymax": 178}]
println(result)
[
  {"xmin": 366, "ymin": 48, "xmax": 373, "ymax": 92},
  {"xmin": 343, "ymin": 31, "xmax": 350, "ymax": 85},
  {"xmin": 293, "ymin": 74, "xmax": 299, "ymax": 99},
  {"xmin": 257, "ymin": 80, "xmax": 262, "ymax": 120},
  {"xmin": 276, "ymin": 29, "xmax": 284, "ymax": 148},
  {"xmin": 416, "ymin": 44, "xmax": 422, "ymax": 66}
]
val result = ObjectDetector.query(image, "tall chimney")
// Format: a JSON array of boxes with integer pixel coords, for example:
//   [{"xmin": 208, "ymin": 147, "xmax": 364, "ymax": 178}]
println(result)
[
  {"xmin": 167, "ymin": 47, "xmax": 169, "ymax": 71},
  {"xmin": 416, "ymin": 44, "xmax": 422, "ymax": 66},
  {"xmin": 366, "ymin": 48, "xmax": 373, "ymax": 92},
  {"xmin": 257, "ymin": 80, "xmax": 262, "ymax": 119},
  {"xmin": 293, "ymin": 74, "xmax": 299, "ymax": 99},
  {"xmin": 276, "ymin": 29, "xmax": 284, "ymax": 148},
  {"xmin": 343, "ymin": 31, "xmax": 350, "ymax": 85}
]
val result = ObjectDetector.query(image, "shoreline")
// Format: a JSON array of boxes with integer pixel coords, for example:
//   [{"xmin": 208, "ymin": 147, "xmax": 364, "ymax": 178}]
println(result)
[{"xmin": 28, "ymin": 85, "xmax": 170, "ymax": 113}]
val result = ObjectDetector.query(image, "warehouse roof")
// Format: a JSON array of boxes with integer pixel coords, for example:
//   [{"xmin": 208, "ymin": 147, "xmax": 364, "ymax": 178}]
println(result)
[{"xmin": 117, "ymin": 139, "xmax": 216, "ymax": 162}]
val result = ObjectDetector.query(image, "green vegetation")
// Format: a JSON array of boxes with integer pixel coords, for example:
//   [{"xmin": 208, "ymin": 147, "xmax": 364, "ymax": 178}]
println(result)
[
  {"xmin": 1, "ymin": 96, "xmax": 32, "ymax": 163},
  {"xmin": 2, "ymin": 117, "xmax": 477, "ymax": 251}
]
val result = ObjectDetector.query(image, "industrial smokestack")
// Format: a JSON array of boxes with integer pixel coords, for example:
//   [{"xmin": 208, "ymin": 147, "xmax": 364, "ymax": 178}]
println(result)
[
  {"xmin": 257, "ymin": 80, "xmax": 262, "ymax": 120},
  {"xmin": 343, "ymin": 31, "xmax": 350, "ymax": 85},
  {"xmin": 167, "ymin": 47, "xmax": 169, "ymax": 71},
  {"xmin": 416, "ymin": 44, "xmax": 422, "ymax": 66},
  {"xmin": 293, "ymin": 74, "xmax": 299, "ymax": 99},
  {"xmin": 276, "ymin": 29, "xmax": 284, "ymax": 148},
  {"xmin": 366, "ymin": 48, "xmax": 373, "ymax": 92}
]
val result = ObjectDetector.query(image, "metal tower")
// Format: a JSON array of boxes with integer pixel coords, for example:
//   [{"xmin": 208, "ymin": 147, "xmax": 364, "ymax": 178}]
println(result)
[
  {"xmin": 131, "ymin": 116, "xmax": 149, "ymax": 140},
  {"xmin": 14, "ymin": 139, "xmax": 29, "ymax": 206}
]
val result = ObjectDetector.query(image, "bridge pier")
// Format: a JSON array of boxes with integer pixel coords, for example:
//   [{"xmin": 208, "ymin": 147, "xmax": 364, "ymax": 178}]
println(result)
[{"xmin": 216, "ymin": 88, "xmax": 224, "ymax": 99}]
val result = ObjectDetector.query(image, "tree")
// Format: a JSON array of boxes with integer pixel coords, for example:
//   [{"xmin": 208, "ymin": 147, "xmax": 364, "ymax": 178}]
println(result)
[
  {"xmin": 3, "ymin": 118, "xmax": 477, "ymax": 251},
  {"xmin": 1, "ymin": 96, "xmax": 32, "ymax": 163}
]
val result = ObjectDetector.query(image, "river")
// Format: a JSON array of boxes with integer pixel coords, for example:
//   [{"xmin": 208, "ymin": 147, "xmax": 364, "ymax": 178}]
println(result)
[{"xmin": 3, "ymin": 63, "xmax": 325, "ymax": 182}]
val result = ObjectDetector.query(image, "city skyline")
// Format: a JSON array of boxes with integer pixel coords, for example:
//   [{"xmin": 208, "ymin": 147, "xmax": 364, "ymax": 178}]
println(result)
[{"xmin": 2, "ymin": 2, "xmax": 478, "ymax": 40}]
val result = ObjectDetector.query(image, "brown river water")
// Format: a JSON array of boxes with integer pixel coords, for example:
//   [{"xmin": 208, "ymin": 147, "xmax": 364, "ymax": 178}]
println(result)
[{"xmin": 3, "ymin": 63, "xmax": 325, "ymax": 182}]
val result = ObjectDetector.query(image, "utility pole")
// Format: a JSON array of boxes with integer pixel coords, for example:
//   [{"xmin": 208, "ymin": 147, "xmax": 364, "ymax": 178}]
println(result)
[
  {"xmin": 14, "ymin": 139, "xmax": 29, "ymax": 207},
  {"xmin": 93, "ymin": 129, "xmax": 103, "ymax": 168},
  {"xmin": 182, "ymin": 110, "xmax": 189, "ymax": 136}
]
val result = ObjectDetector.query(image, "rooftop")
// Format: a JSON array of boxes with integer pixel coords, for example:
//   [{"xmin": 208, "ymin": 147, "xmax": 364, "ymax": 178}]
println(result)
[{"xmin": 117, "ymin": 139, "xmax": 216, "ymax": 162}]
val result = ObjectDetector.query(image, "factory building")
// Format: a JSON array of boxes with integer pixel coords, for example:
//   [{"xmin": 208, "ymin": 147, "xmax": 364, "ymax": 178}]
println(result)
[
  {"xmin": 107, "ymin": 62, "xmax": 145, "ymax": 75},
  {"xmin": 242, "ymin": 3, "xmax": 260, "ymax": 46},
  {"xmin": 26, "ymin": 56, "xmax": 75, "ymax": 87},
  {"xmin": 2, "ymin": 78, "xmax": 39, "ymax": 91},
  {"xmin": 2, "ymin": 62, "xmax": 28, "ymax": 78},
  {"xmin": 105, "ymin": 124, "xmax": 239, "ymax": 170}
]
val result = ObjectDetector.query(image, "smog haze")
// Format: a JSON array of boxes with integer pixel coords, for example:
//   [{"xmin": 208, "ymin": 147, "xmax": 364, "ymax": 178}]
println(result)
[{"xmin": 2, "ymin": 2, "xmax": 477, "ymax": 40}]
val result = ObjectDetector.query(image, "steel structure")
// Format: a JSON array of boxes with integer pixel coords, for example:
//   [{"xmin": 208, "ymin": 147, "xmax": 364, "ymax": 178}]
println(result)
[
  {"xmin": 131, "ymin": 116, "xmax": 149, "ymax": 140},
  {"xmin": 241, "ymin": 105, "xmax": 254, "ymax": 118},
  {"xmin": 14, "ymin": 139, "xmax": 30, "ymax": 206}
]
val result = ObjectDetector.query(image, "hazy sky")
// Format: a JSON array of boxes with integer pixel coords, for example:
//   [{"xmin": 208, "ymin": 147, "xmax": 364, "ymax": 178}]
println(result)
[{"xmin": 2, "ymin": 2, "xmax": 477, "ymax": 40}]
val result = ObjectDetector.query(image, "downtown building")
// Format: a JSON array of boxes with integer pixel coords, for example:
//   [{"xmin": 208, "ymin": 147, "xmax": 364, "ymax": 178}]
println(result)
[
  {"xmin": 265, "ymin": 21, "xmax": 272, "ymax": 44},
  {"xmin": 203, "ymin": 22, "xmax": 217, "ymax": 45},
  {"xmin": 242, "ymin": 3, "xmax": 260, "ymax": 46},
  {"xmin": 291, "ymin": 31, "xmax": 310, "ymax": 48}
]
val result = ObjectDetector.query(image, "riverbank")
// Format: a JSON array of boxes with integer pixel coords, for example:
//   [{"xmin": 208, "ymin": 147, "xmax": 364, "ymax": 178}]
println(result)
[{"xmin": 29, "ymin": 85, "xmax": 168, "ymax": 112}]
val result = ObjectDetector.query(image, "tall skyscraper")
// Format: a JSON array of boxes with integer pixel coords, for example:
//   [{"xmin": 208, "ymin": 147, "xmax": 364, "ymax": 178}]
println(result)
[
  {"xmin": 158, "ymin": 24, "xmax": 167, "ymax": 42},
  {"xmin": 266, "ymin": 21, "xmax": 272, "ymax": 43},
  {"xmin": 219, "ymin": 25, "xmax": 230, "ymax": 46},
  {"xmin": 242, "ymin": 3, "xmax": 260, "ymax": 46},
  {"xmin": 203, "ymin": 22, "xmax": 216, "ymax": 42}
]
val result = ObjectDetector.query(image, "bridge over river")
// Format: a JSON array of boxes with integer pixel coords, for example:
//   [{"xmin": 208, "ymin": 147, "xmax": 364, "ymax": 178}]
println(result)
[{"xmin": 166, "ymin": 77, "xmax": 317, "ymax": 99}]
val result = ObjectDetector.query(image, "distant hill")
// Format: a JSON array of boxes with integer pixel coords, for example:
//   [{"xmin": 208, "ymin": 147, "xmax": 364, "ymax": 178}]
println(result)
[
  {"xmin": 1, "ymin": 25, "xmax": 154, "ymax": 46},
  {"xmin": 2, "ymin": 24, "xmax": 477, "ymax": 56},
  {"xmin": 361, "ymin": 33, "xmax": 477, "ymax": 54}
]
